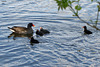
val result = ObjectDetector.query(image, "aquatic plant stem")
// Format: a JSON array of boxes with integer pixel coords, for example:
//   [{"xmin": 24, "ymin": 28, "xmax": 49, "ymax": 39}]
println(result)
[
  {"xmin": 69, "ymin": 5, "xmax": 100, "ymax": 30},
  {"xmin": 95, "ymin": 2, "xmax": 100, "ymax": 26}
]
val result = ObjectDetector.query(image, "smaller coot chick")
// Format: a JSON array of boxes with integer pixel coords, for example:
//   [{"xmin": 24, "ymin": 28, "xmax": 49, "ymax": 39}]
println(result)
[
  {"xmin": 83, "ymin": 26, "xmax": 92, "ymax": 34},
  {"xmin": 36, "ymin": 29, "xmax": 44, "ymax": 36},
  {"xmin": 30, "ymin": 37, "xmax": 39, "ymax": 43},
  {"xmin": 40, "ymin": 27, "xmax": 50, "ymax": 34}
]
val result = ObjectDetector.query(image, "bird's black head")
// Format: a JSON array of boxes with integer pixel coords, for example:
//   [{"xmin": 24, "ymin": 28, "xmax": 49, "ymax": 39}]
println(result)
[
  {"xmin": 27, "ymin": 23, "xmax": 35, "ymax": 28},
  {"xmin": 83, "ymin": 26, "xmax": 87, "ymax": 29},
  {"xmin": 31, "ymin": 37, "xmax": 34, "ymax": 40}
]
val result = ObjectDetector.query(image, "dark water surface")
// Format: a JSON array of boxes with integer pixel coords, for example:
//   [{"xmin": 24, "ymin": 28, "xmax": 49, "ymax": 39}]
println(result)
[{"xmin": 0, "ymin": 0, "xmax": 100, "ymax": 67}]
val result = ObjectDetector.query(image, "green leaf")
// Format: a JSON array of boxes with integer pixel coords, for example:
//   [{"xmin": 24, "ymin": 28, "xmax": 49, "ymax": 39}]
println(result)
[
  {"xmin": 78, "ymin": 0, "xmax": 80, "ymax": 2},
  {"xmin": 72, "ymin": 1, "xmax": 76, "ymax": 3},
  {"xmin": 61, "ymin": 6, "xmax": 63, "ymax": 10},
  {"xmin": 91, "ymin": 0, "xmax": 93, "ymax": 2},
  {"xmin": 75, "ymin": 5, "xmax": 82, "ymax": 11},
  {"xmin": 95, "ymin": 20, "xmax": 98, "ymax": 23},
  {"xmin": 97, "ymin": 5, "xmax": 100, "ymax": 11},
  {"xmin": 68, "ymin": 1, "xmax": 72, "ymax": 5},
  {"xmin": 55, "ymin": 0, "xmax": 69, "ymax": 11},
  {"xmin": 75, "ymin": 5, "xmax": 78, "ymax": 10},
  {"xmin": 91, "ymin": 0, "xmax": 97, "ymax": 2},
  {"xmin": 58, "ymin": 6, "xmax": 60, "ymax": 11}
]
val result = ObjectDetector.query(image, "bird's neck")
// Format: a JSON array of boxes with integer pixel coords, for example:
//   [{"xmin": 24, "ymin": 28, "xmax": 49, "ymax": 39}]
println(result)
[
  {"xmin": 27, "ymin": 26, "xmax": 32, "ymax": 28},
  {"xmin": 84, "ymin": 28, "xmax": 87, "ymax": 31},
  {"xmin": 31, "ymin": 38, "xmax": 34, "ymax": 40},
  {"xmin": 40, "ymin": 29, "xmax": 43, "ymax": 31}
]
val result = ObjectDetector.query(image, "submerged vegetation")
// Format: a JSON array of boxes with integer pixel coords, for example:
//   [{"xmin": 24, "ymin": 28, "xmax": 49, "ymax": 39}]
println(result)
[{"xmin": 55, "ymin": 0, "xmax": 100, "ymax": 30}]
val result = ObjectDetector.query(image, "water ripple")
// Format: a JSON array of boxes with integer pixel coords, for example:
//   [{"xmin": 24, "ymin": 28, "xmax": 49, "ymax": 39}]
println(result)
[{"xmin": 0, "ymin": 0, "xmax": 100, "ymax": 67}]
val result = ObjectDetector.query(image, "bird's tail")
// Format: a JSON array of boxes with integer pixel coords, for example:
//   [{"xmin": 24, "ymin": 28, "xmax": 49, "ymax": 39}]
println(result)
[{"xmin": 8, "ymin": 27, "xmax": 15, "ymax": 32}]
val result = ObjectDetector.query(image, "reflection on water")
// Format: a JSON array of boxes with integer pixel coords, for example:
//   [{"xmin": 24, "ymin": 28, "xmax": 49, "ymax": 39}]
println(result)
[
  {"xmin": 8, "ymin": 32, "xmax": 33, "ymax": 40},
  {"xmin": 1, "ymin": 0, "xmax": 6, "ymax": 5}
]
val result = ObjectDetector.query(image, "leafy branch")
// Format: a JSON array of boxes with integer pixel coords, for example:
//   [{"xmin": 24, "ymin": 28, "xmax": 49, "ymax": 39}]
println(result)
[{"xmin": 55, "ymin": 0, "xmax": 100, "ymax": 30}]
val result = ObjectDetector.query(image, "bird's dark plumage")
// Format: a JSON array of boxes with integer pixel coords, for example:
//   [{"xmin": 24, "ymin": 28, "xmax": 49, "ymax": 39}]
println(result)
[
  {"xmin": 83, "ymin": 26, "xmax": 92, "ymax": 34},
  {"xmin": 8, "ymin": 23, "xmax": 35, "ymax": 34},
  {"xmin": 36, "ymin": 29, "xmax": 44, "ymax": 36},
  {"xmin": 30, "ymin": 37, "xmax": 39, "ymax": 43},
  {"xmin": 40, "ymin": 27, "xmax": 50, "ymax": 34}
]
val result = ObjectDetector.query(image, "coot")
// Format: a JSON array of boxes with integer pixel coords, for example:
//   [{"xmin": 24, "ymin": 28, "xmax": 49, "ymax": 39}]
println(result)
[
  {"xmin": 40, "ymin": 27, "xmax": 50, "ymax": 34},
  {"xmin": 83, "ymin": 26, "xmax": 92, "ymax": 34},
  {"xmin": 36, "ymin": 29, "xmax": 44, "ymax": 36},
  {"xmin": 30, "ymin": 37, "xmax": 39, "ymax": 43}
]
